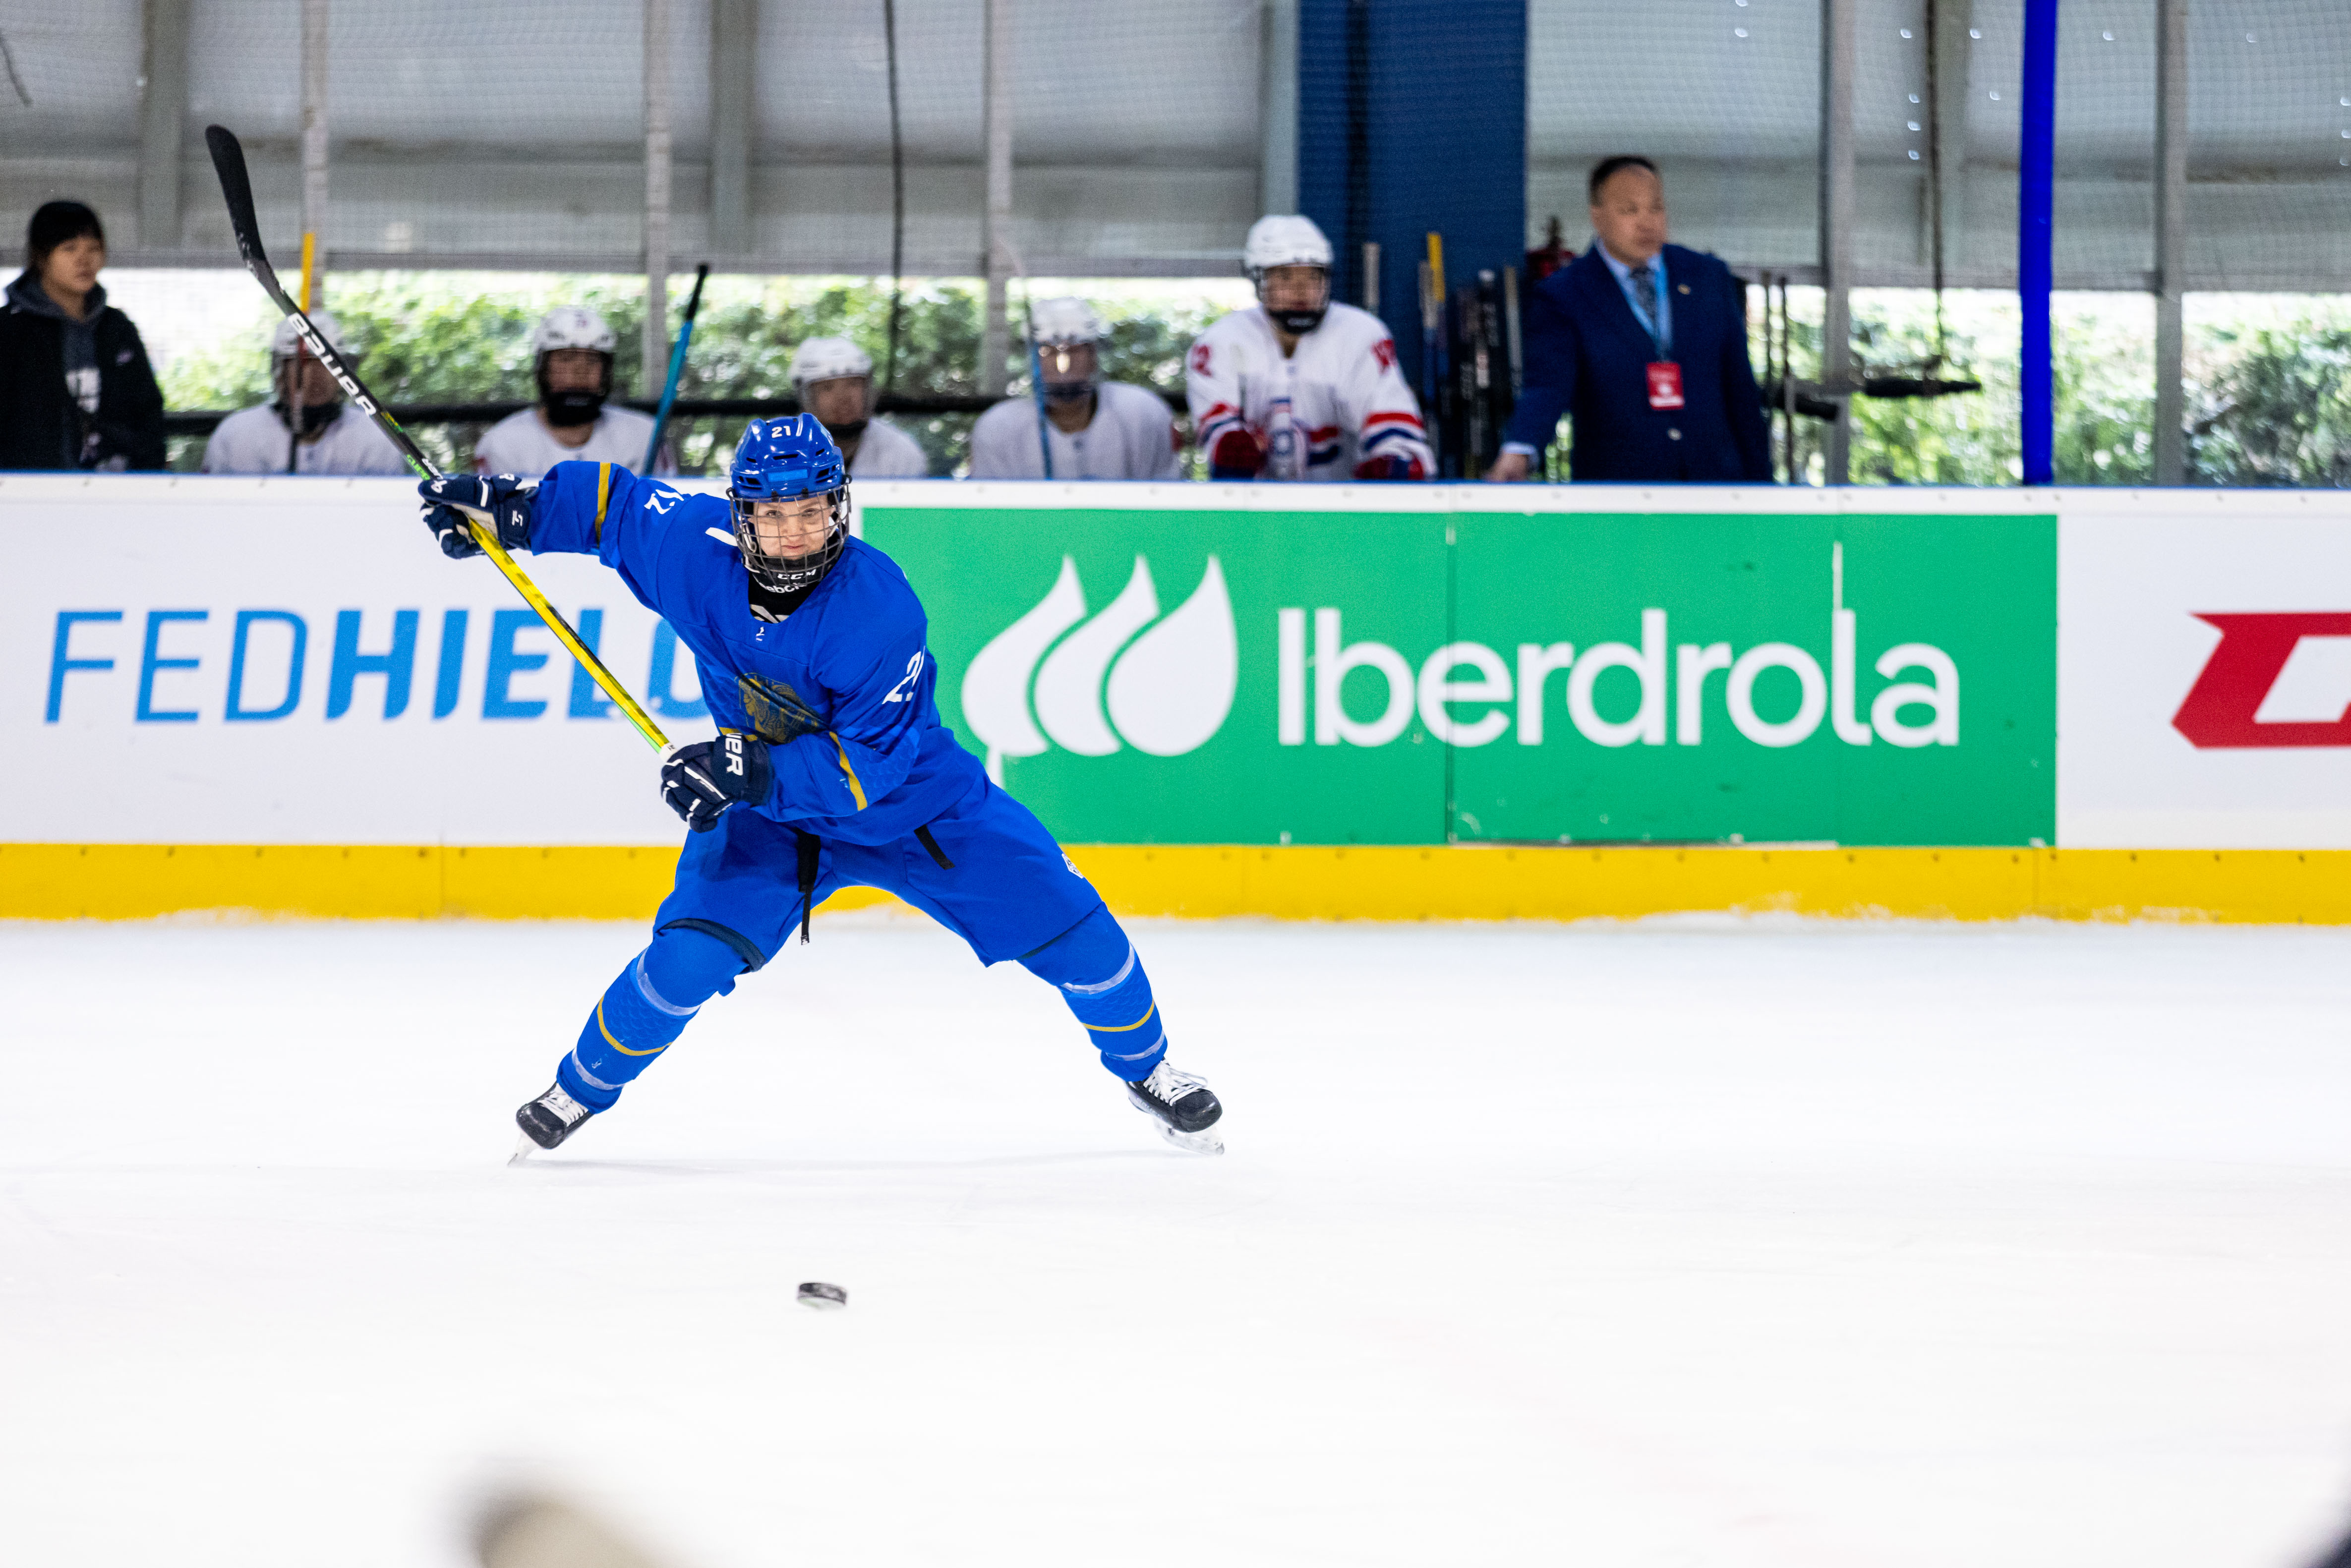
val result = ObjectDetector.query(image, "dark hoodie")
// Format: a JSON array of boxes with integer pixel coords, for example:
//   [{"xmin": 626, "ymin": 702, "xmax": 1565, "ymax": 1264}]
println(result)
[{"xmin": 0, "ymin": 270, "xmax": 166, "ymax": 470}]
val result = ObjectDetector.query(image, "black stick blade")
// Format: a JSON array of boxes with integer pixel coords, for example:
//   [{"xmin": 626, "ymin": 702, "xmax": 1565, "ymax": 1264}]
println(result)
[
  {"xmin": 204, "ymin": 125, "xmax": 291, "ymax": 310},
  {"xmin": 200, "ymin": 122, "xmax": 434, "ymax": 477}
]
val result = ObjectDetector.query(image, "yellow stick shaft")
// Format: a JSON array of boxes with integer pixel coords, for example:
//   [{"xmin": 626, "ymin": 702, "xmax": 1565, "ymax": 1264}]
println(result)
[
  {"xmin": 299, "ymin": 232, "xmax": 315, "ymax": 312},
  {"xmin": 466, "ymin": 519, "xmax": 671, "ymax": 752}
]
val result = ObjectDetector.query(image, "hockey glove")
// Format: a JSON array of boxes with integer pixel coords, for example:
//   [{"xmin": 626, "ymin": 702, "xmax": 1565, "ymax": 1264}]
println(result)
[
  {"xmin": 659, "ymin": 732, "xmax": 775, "ymax": 833},
  {"xmin": 1352, "ymin": 453, "xmax": 1425, "ymax": 482},
  {"xmin": 418, "ymin": 473, "xmax": 536, "ymax": 560},
  {"xmin": 1207, "ymin": 427, "xmax": 1268, "ymax": 480}
]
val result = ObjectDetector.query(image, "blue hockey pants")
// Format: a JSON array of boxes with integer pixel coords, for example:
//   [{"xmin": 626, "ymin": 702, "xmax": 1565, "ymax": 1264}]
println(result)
[{"xmin": 555, "ymin": 777, "xmax": 1167, "ymax": 1111}]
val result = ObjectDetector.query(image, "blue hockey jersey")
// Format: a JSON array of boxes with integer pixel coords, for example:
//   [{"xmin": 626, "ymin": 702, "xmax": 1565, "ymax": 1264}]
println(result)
[{"xmin": 529, "ymin": 459, "xmax": 984, "ymax": 846}]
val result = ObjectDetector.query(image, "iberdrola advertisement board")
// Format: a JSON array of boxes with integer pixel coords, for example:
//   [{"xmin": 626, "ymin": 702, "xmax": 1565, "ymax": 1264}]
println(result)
[{"xmin": 861, "ymin": 497, "xmax": 2056, "ymax": 848}]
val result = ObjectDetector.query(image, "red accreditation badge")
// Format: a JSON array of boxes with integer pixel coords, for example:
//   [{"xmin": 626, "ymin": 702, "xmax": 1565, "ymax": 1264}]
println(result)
[{"xmin": 1646, "ymin": 361, "xmax": 1685, "ymax": 410}]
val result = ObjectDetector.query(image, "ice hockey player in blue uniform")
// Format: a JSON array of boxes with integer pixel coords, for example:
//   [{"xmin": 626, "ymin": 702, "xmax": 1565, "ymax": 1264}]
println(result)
[{"xmin": 416, "ymin": 416, "xmax": 1225, "ymax": 1155}]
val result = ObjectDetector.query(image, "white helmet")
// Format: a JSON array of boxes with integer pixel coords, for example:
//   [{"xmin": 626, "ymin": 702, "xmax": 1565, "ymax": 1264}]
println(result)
[
  {"xmin": 272, "ymin": 310, "xmax": 349, "ymax": 360},
  {"xmin": 1027, "ymin": 297, "xmax": 1108, "ymax": 348},
  {"xmin": 1243, "ymin": 215, "xmax": 1334, "ymax": 276},
  {"xmin": 532, "ymin": 305, "xmax": 618, "ymax": 355},
  {"xmin": 789, "ymin": 335, "xmax": 875, "ymax": 389},
  {"xmin": 1245, "ymin": 215, "xmax": 1334, "ymax": 335}
]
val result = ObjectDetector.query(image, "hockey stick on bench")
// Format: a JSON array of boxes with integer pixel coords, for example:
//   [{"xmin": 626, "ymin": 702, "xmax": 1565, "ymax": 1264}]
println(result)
[{"xmin": 202, "ymin": 123, "xmax": 670, "ymax": 753}]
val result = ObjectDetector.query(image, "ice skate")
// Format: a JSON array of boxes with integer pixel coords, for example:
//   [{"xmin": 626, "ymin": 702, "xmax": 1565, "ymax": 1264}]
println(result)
[
  {"xmin": 1125, "ymin": 1061, "xmax": 1224, "ymax": 1155},
  {"xmin": 512, "ymin": 1082, "xmax": 596, "ymax": 1162}
]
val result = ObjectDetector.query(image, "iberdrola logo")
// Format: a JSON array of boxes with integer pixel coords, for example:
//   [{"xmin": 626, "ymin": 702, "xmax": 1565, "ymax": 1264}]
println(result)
[{"xmin": 961, "ymin": 556, "xmax": 1237, "ymax": 778}]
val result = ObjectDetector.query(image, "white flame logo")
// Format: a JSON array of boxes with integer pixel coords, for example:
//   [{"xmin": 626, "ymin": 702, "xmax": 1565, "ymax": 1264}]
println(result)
[{"xmin": 960, "ymin": 555, "xmax": 1237, "ymax": 778}]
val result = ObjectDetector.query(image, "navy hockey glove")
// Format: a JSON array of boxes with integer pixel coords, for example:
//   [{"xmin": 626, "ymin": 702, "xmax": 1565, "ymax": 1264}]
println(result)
[
  {"xmin": 418, "ymin": 473, "xmax": 535, "ymax": 559},
  {"xmin": 660, "ymin": 732, "xmax": 775, "ymax": 833}
]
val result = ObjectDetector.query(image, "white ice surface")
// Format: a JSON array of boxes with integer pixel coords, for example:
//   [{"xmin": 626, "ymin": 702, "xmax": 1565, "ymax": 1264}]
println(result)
[{"xmin": 5, "ymin": 913, "xmax": 2351, "ymax": 1568}]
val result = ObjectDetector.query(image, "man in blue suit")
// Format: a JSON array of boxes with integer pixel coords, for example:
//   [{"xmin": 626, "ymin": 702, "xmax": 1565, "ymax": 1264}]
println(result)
[{"xmin": 1487, "ymin": 156, "xmax": 1771, "ymax": 484}]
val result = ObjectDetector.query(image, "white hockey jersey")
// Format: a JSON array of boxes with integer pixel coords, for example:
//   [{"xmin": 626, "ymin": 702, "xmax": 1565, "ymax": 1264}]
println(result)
[
  {"xmin": 1184, "ymin": 301, "xmax": 1431, "ymax": 481},
  {"xmin": 843, "ymin": 416, "xmax": 929, "ymax": 478},
  {"xmin": 966, "ymin": 380, "xmax": 1182, "ymax": 480},
  {"xmin": 200, "ymin": 402, "xmax": 410, "ymax": 476},
  {"xmin": 472, "ymin": 405, "xmax": 672, "ymax": 477}
]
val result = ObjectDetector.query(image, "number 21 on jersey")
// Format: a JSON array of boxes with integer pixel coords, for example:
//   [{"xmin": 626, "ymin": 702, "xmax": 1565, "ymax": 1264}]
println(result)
[{"xmin": 883, "ymin": 650, "xmax": 926, "ymax": 703}]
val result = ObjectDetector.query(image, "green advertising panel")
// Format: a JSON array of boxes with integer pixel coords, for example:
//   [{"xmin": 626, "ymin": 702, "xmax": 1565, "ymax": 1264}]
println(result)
[
  {"xmin": 1450, "ymin": 511, "xmax": 2056, "ymax": 846},
  {"xmin": 860, "ymin": 502, "xmax": 2054, "ymax": 848},
  {"xmin": 866, "ymin": 507, "xmax": 1448, "ymax": 844}
]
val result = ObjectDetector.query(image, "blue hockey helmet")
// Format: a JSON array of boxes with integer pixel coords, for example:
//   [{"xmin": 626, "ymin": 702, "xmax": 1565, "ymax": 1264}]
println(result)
[{"xmin": 727, "ymin": 414, "xmax": 850, "ymax": 593}]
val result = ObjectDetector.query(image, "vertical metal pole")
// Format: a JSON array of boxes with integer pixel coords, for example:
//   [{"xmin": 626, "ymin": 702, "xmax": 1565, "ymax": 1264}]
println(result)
[
  {"xmin": 1260, "ymin": 0, "xmax": 1299, "ymax": 214},
  {"xmin": 300, "ymin": 0, "xmax": 329, "ymax": 299},
  {"xmin": 1819, "ymin": 0, "xmax": 1855, "ymax": 484},
  {"xmin": 138, "ymin": 0, "xmax": 189, "ymax": 254},
  {"xmin": 980, "ymin": 0, "xmax": 1015, "ymax": 398},
  {"xmin": 1933, "ymin": 0, "xmax": 1973, "ymax": 282},
  {"xmin": 1344, "ymin": 0, "xmax": 1370, "ymax": 310},
  {"xmin": 884, "ymin": 0, "xmax": 907, "ymax": 391},
  {"xmin": 645, "ymin": 0, "xmax": 674, "ymax": 387},
  {"xmin": 2152, "ymin": 0, "xmax": 2187, "ymax": 485},
  {"xmin": 2019, "ymin": 0, "xmax": 2058, "ymax": 485},
  {"xmin": 709, "ymin": 0, "xmax": 756, "ymax": 258}
]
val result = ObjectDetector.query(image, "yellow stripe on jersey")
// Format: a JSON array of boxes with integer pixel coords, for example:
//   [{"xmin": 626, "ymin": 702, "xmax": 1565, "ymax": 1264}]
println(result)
[{"xmin": 828, "ymin": 733, "xmax": 869, "ymax": 811}]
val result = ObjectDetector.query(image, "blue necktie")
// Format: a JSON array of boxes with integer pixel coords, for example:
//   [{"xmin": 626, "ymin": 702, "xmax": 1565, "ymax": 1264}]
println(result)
[{"xmin": 1629, "ymin": 263, "xmax": 1660, "ymax": 353}]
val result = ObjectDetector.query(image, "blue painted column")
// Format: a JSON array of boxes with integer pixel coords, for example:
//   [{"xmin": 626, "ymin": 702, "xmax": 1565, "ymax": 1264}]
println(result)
[
  {"xmin": 2018, "ymin": 0, "xmax": 2058, "ymax": 485},
  {"xmin": 1296, "ymin": 0, "xmax": 1528, "ymax": 393}
]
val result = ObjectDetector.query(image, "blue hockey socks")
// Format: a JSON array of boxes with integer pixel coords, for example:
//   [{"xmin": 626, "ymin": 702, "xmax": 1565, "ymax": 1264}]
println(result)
[
  {"xmin": 1021, "ymin": 906, "xmax": 1167, "ymax": 1081},
  {"xmin": 557, "ymin": 924, "xmax": 748, "ymax": 1110}
]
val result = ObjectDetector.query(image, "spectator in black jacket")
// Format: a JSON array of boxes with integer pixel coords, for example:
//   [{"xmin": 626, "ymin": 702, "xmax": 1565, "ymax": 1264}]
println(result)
[{"xmin": 0, "ymin": 201, "xmax": 166, "ymax": 470}]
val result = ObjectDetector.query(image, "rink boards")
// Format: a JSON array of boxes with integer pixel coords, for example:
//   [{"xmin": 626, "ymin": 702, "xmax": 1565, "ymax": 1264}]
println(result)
[{"xmin": 3, "ymin": 475, "xmax": 2347, "ymax": 922}]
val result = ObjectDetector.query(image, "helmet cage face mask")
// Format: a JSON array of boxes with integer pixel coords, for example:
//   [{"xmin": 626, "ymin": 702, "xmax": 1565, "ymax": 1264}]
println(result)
[
  {"xmin": 730, "ymin": 490, "xmax": 850, "ymax": 594},
  {"xmin": 274, "ymin": 353, "xmax": 344, "ymax": 432},
  {"xmin": 538, "ymin": 350, "xmax": 614, "ymax": 429},
  {"xmin": 1036, "ymin": 339, "xmax": 1100, "ymax": 403},
  {"xmin": 1251, "ymin": 265, "xmax": 1331, "ymax": 337},
  {"xmin": 270, "ymin": 311, "xmax": 349, "ymax": 430}
]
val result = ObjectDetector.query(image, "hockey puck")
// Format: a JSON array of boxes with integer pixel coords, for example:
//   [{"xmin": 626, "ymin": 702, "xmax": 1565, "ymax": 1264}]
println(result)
[{"xmin": 797, "ymin": 1281, "xmax": 847, "ymax": 1311}]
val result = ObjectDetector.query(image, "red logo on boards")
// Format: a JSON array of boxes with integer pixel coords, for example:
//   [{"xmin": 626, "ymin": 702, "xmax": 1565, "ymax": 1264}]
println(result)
[{"xmin": 2171, "ymin": 612, "xmax": 2351, "ymax": 748}]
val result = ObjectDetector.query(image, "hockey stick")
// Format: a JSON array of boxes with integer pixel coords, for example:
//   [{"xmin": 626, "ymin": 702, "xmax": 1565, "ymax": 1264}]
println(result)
[
  {"xmin": 642, "ymin": 261, "xmax": 709, "ymax": 471},
  {"xmin": 1022, "ymin": 292, "xmax": 1055, "ymax": 479},
  {"xmin": 203, "ymin": 124, "xmax": 669, "ymax": 753},
  {"xmin": 1423, "ymin": 232, "xmax": 1453, "ymax": 477}
]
